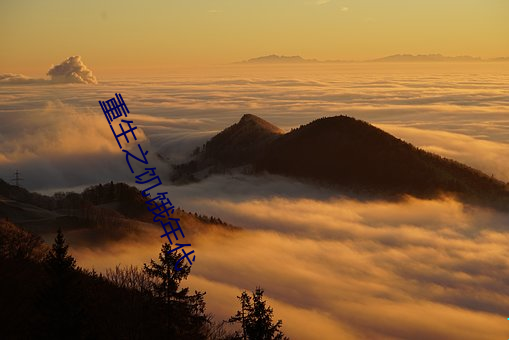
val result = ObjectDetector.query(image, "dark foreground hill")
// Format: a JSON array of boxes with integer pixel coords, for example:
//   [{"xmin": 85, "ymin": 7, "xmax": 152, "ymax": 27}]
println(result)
[
  {"xmin": 0, "ymin": 220, "xmax": 212, "ymax": 339},
  {"xmin": 0, "ymin": 180, "xmax": 237, "ymax": 241},
  {"xmin": 0, "ymin": 190, "xmax": 284, "ymax": 340},
  {"xmin": 172, "ymin": 114, "xmax": 509, "ymax": 210}
]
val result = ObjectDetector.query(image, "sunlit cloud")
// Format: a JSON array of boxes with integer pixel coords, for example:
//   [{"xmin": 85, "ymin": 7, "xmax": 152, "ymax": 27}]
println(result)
[
  {"xmin": 70, "ymin": 190, "xmax": 509, "ymax": 340},
  {"xmin": 0, "ymin": 73, "xmax": 44, "ymax": 84},
  {"xmin": 0, "ymin": 98, "xmax": 158, "ymax": 189},
  {"xmin": 2, "ymin": 64, "xmax": 508, "ymax": 190},
  {"xmin": 377, "ymin": 124, "xmax": 509, "ymax": 181},
  {"xmin": 47, "ymin": 56, "xmax": 97, "ymax": 84},
  {"xmin": 0, "ymin": 55, "xmax": 97, "ymax": 84}
]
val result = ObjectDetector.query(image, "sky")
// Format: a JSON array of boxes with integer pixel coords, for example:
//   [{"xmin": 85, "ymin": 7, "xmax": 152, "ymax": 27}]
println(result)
[{"xmin": 1, "ymin": 0, "xmax": 508, "ymax": 74}]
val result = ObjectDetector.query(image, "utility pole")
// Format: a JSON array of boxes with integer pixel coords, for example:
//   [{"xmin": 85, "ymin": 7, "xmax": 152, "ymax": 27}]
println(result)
[{"xmin": 11, "ymin": 169, "xmax": 23, "ymax": 187}]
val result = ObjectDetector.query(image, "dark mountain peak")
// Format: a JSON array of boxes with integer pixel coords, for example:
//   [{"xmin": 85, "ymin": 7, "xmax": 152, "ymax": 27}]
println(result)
[
  {"xmin": 237, "ymin": 114, "xmax": 284, "ymax": 134},
  {"xmin": 212, "ymin": 114, "xmax": 283, "ymax": 148},
  {"xmin": 257, "ymin": 116, "xmax": 509, "ymax": 206},
  {"xmin": 172, "ymin": 114, "xmax": 509, "ymax": 210},
  {"xmin": 192, "ymin": 114, "xmax": 282, "ymax": 168},
  {"xmin": 302, "ymin": 115, "xmax": 372, "ymax": 131},
  {"xmin": 171, "ymin": 114, "xmax": 283, "ymax": 181},
  {"xmin": 279, "ymin": 115, "xmax": 397, "ymax": 151},
  {"xmin": 240, "ymin": 113, "xmax": 258, "ymax": 121}
]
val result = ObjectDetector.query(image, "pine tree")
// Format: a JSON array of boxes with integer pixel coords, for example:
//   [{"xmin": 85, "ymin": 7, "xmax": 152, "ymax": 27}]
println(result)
[
  {"xmin": 229, "ymin": 291, "xmax": 252, "ymax": 340},
  {"xmin": 143, "ymin": 243, "xmax": 208, "ymax": 339},
  {"xmin": 229, "ymin": 288, "xmax": 288, "ymax": 340},
  {"xmin": 39, "ymin": 228, "xmax": 84, "ymax": 339},
  {"xmin": 45, "ymin": 227, "xmax": 76, "ymax": 274}
]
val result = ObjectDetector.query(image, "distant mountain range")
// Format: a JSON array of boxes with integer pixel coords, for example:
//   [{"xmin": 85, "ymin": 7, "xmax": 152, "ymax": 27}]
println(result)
[
  {"xmin": 371, "ymin": 54, "xmax": 482, "ymax": 62},
  {"xmin": 172, "ymin": 114, "xmax": 509, "ymax": 210},
  {"xmin": 238, "ymin": 54, "xmax": 509, "ymax": 64},
  {"xmin": 238, "ymin": 54, "xmax": 320, "ymax": 64}
]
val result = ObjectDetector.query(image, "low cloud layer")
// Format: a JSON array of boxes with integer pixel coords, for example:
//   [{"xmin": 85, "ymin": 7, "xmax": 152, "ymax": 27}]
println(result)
[
  {"xmin": 2, "ymin": 63, "xmax": 509, "ymax": 191},
  {"xmin": 0, "ymin": 73, "xmax": 45, "ymax": 84},
  {"xmin": 70, "ymin": 185, "xmax": 509, "ymax": 340},
  {"xmin": 0, "ymin": 99, "xmax": 158, "ymax": 189}
]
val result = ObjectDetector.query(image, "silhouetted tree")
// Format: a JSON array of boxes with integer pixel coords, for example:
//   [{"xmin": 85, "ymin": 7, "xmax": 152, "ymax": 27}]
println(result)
[
  {"xmin": 192, "ymin": 146, "xmax": 201, "ymax": 156},
  {"xmin": 143, "ymin": 243, "xmax": 209, "ymax": 339},
  {"xmin": 105, "ymin": 264, "xmax": 152, "ymax": 292},
  {"xmin": 229, "ymin": 288, "xmax": 288, "ymax": 340},
  {"xmin": 0, "ymin": 220, "xmax": 44, "ymax": 260},
  {"xmin": 39, "ymin": 228, "xmax": 85, "ymax": 339},
  {"xmin": 45, "ymin": 228, "xmax": 76, "ymax": 273}
]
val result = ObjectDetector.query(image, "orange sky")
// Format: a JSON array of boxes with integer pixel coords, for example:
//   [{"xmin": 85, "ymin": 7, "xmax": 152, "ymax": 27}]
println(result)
[{"xmin": 1, "ymin": 0, "xmax": 508, "ymax": 75}]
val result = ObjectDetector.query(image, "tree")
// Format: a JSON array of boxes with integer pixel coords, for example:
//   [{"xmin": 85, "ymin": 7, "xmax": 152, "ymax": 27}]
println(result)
[
  {"xmin": 143, "ymin": 243, "xmax": 209, "ymax": 339},
  {"xmin": 39, "ymin": 228, "xmax": 85, "ymax": 339},
  {"xmin": 45, "ymin": 227, "xmax": 76, "ymax": 274},
  {"xmin": 229, "ymin": 288, "xmax": 288, "ymax": 340},
  {"xmin": 0, "ymin": 220, "xmax": 44, "ymax": 260},
  {"xmin": 105, "ymin": 264, "xmax": 152, "ymax": 292}
]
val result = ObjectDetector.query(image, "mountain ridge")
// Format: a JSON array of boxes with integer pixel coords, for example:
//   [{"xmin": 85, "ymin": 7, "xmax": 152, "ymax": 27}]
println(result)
[
  {"xmin": 171, "ymin": 114, "xmax": 283, "ymax": 181},
  {"xmin": 237, "ymin": 54, "xmax": 509, "ymax": 64},
  {"xmin": 172, "ymin": 114, "xmax": 509, "ymax": 210}
]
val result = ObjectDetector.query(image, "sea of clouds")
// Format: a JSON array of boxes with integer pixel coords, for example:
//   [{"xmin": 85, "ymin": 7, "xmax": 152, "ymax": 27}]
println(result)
[
  {"xmin": 71, "ymin": 178, "xmax": 509, "ymax": 339},
  {"xmin": 1, "ymin": 61, "xmax": 508, "ymax": 188},
  {"xmin": 2, "ymin": 58, "xmax": 509, "ymax": 339}
]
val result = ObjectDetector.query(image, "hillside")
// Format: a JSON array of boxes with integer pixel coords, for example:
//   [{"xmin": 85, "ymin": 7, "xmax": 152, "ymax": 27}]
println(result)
[
  {"xmin": 172, "ymin": 115, "xmax": 509, "ymax": 210},
  {"xmin": 0, "ymin": 220, "xmax": 211, "ymax": 339},
  {"xmin": 0, "ymin": 180, "xmax": 238, "ymax": 240},
  {"xmin": 171, "ymin": 114, "xmax": 283, "ymax": 182}
]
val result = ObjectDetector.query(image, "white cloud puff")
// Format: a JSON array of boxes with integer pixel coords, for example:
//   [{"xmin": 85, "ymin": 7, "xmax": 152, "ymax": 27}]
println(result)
[
  {"xmin": 47, "ymin": 56, "xmax": 98, "ymax": 84},
  {"xmin": 0, "ymin": 56, "xmax": 97, "ymax": 84}
]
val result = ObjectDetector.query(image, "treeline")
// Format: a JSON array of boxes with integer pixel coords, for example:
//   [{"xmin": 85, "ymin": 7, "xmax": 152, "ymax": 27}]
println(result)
[
  {"xmin": 185, "ymin": 209, "xmax": 230, "ymax": 227},
  {"xmin": 256, "ymin": 115, "xmax": 509, "ymax": 208},
  {"xmin": 0, "ymin": 180, "xmax": 234, "ymax": 234},
  {"xmin": 0, "ymin": 179, "xmax": 147, "ymax": 220},
  {"xmin": 0, "ymin": 221, "xmax": 287, "ymax": 340}
]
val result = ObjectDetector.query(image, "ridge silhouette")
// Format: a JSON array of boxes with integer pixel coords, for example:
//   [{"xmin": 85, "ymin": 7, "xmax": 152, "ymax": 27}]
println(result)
[{"xmin": 172, "ymin": 114, "xmax": 509, "ymax": 210}]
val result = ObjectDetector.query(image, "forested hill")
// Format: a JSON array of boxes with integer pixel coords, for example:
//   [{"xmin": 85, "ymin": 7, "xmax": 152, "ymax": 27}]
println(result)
[
  {"xmin": 172, "ymin": 114, "xmax": 509, "ymax": 211},
  {"xmin": 0, "ymin": 180, "xmax": 236, "ymax": 237}
]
